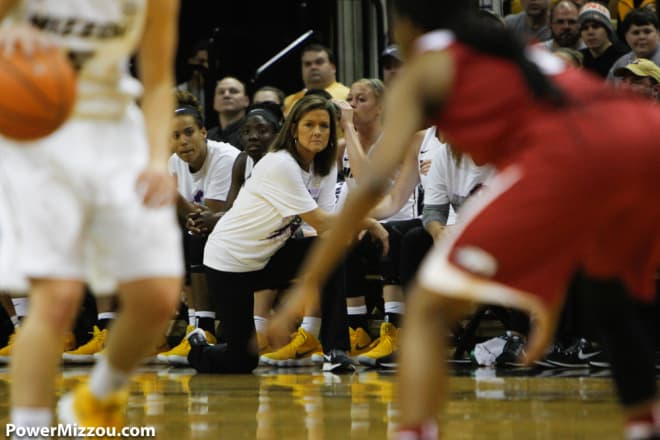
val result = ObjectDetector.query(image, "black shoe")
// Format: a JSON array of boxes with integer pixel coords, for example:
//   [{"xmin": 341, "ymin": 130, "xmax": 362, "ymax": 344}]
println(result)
[
  {"xmin": 322, "ymin": 350, "xmax": 356, "ymax": 373},
  {"xmin": 588, "ymin": 350, "xmax": 611, "ymax": 369},
  {"xmin": 495, "ymin": 332, "xmax": 526, "ymax": 367},
  {"xmin": 187, "ymin": 328, "xmax": 210, "ymax": 348},
  {"xmin": 375, "ymin": 351, "xmax": 398, "ymax": 369},
  {"xmin": 546, "ymin": 338, "xmax": 601, "ymax": 368},
  {"xmin": 534, "ymin": 342, "xmax": 565, "ymax": 368}
]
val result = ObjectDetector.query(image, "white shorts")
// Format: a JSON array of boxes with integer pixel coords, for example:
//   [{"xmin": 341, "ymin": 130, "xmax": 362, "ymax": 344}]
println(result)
[
  {"xmin": 0, "ymin": 169, "xmax": 29, "ymax": 293},
  {"xmin": 0, "ymin": 105, "xmax": 183, "ymax": 294}
]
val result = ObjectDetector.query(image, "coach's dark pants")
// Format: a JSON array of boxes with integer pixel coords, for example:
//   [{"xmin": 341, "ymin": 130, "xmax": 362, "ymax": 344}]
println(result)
[{"xmin": 189, "ymin": 237, "xmax": 350, "ymax": 374}]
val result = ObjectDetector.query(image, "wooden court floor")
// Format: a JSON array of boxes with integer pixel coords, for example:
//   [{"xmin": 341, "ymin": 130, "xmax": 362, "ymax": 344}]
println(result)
[{"xmin": 1, "ymin": 365, "xmax": 652, "ymax": 439}]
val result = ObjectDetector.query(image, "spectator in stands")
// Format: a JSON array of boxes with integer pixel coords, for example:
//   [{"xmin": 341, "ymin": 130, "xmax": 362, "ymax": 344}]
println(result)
[
  {"xmin": 207, "ymin": 77, "xmax": 250, "ymax": 149},
  {"xmin": 613, "ymin": 57, "xmax": 660, "ymax": 98},
  {"xmin": 609, "ymin": 0, "xmax": 656, "ymax": 39},
  {"xmin": 283, "ymin": 44, "xmax": 350, "ymax": 115},
  {"xmin": 615, "ymin": 0, "xmax": 657, "ymax": 18},
  {"xmin": 504, "ymin": 0, "xmax": 552, "ymax": 42},
  {"xmin": 252, "ymin": 86, "xmax": 285, "ymax": 111},
  {"xmin": 381, "ymin": 44, "xmax": 403, "ymax": 86},
  {"xmin": 542, "ymin": 0, "xmax": 585, "ymax": 50},
  {"xmin": 607, "ymin": 8, "xmax": 660, "ymax": 80},
  {"xmin": 579, "ymin": 2, "xmax": 629, "ymax": 77},
  {"xmin": 177, "ymin": 39, "xmax": 209, "ymax": 116}
]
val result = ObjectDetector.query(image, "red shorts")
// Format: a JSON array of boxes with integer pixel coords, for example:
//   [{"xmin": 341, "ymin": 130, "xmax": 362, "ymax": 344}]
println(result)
[{"xmin": 418, "ymin": 102, "xmax": 660, "ymax": 313}]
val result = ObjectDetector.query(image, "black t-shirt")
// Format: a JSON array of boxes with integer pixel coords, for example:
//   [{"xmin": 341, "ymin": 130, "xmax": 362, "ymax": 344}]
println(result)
[
  {"xmin": 580, "ymin": 42, "xmax": 630, "ymax": 78},
  {"xmin": 207, "ymin": 118, "xmax": 244, "ymax": 150}
]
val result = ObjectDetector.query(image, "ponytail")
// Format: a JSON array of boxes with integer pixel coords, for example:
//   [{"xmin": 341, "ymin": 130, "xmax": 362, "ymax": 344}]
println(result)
[
  {"xmin": 393, "ymin": 0, "xmax": 566, "ymax": 106},
  {"xmin": 454, "ymin": 15, "xmax": 566, "ymax": 106}
]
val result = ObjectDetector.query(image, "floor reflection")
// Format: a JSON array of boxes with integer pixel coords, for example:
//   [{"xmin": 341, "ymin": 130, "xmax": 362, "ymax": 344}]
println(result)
[{"xmin": 0, "ymin": 365, "xmax": 641, "ymax": 439}]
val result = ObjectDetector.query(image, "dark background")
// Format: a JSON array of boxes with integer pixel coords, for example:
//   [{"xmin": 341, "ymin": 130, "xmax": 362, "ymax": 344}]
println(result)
[{"xmin": 176, "ymin": 0, "xmax": 336, "ymax": 99}]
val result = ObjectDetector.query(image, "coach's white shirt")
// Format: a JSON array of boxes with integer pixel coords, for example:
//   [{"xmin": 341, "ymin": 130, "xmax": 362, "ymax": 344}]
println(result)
[
  {"xmin": 204, "ymin": 150, "xmax": 336, "ymax": 273},
  {"xmin": 168, "ymin": 140, "xmax": 239, "ymax": 204}
]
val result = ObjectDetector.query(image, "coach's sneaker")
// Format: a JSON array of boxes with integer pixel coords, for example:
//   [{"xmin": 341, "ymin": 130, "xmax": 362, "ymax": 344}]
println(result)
[
  {"xmin": 546, "ymin": 338, "xmax": 601, "ymax": 368},
  {"xmin": 357, "ymin": 322, "xmax": 398, "ymax": 368},
  {"xmin": 63, "ymin": 326, "xmax": 107, "ymax": 363},
  {"xmin": 0, "ymin": 331, "xmax": 16, "ymax": 363},
  {"xmin": 322, "ymin": 349, "xmax": 356, "ymax": 373},
  {"xmin": 349, "ymin": 327, "xmax": 375, "ymax": 358},
  {"xmin": 58, "ymin": 383, "xmax": 129, "ymax": 431},
  {"xmin": 534, "ymin": 341, "xmax": 566, "ymax": 368},
  {"xmin": 588, "ymin": 350, "xmax": 611, "ymax": 369},
  {"xmin": 260, "ymin": 327, "xmax": 323, "ymax": 367},
  {"xmin": 157, "ymin": 325, "xmax": 216, "ymax": 366},
  {"xmin": 375, "ymin": 351, "xmax": 399, "ymax": 369}
]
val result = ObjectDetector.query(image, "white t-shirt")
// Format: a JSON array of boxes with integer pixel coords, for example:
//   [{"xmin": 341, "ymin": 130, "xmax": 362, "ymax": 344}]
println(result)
[
  {"xmin": 244, "ymin": 155, "xmax": 255, "ymax": 180},
  {"xmin": 168, "ymin": 140, "xmax": 239, "ymax": 204},
  {"xmin": 337, "ymin": 146, "xmax": 417, "ymax": 221},
  {"xmin": 204, "ymin": 150, "xmax": 336, "ymax": 272},
  {"xmin": 425, "ymin": 144, "xmax": 494, "ymax": 225},
  {"xmin": 418, "ymin": 126, "xmax": 444, "ymax": 191}
]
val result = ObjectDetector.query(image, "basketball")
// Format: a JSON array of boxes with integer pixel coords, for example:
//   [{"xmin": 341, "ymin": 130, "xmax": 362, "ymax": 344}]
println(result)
[{"xmin": 0, "ymin": 48, "xmax": 76, "ymax": 141}]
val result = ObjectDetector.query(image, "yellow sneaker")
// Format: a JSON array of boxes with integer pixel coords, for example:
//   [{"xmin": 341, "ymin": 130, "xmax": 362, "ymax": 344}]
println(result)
[
  {"xmin": 58, "ymin": 383, "xmax": 128, "ymax": 433},
  {"xmin": 349, "ymin": 327, "xmax": 376, "ymax": 357},
  {"xmin": 156, "ymin": 325, "xmax": 216, "ymax": 366},
  {"xmin": 357, "ymin": 322, "xmax": 398, "ymax": 367},
  {"xmin": 259, "ymin": 327, "xmax": 323, "ymax": 367},
  {"xmin": 63, "ymin": 326, "xmax": 107, "ymax": 363},
  {"xmin": 0, "ymin": 331, "xmax": 17, "ymax": 363}
]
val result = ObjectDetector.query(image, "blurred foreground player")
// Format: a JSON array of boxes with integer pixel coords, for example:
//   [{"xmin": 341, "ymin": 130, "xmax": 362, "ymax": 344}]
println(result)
[
  {"xmin": 269, "ymin": 1, "xmax": 660, "ymax": 439},
  {"xmin": 0, "ymin": 0, "xmax": 182, "ymax": 435}
]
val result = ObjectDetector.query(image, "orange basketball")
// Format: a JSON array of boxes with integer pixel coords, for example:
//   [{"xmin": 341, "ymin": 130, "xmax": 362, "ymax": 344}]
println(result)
[{"xmin": 0, "ymin": 48, "xmax": 76, "ymax": 141}]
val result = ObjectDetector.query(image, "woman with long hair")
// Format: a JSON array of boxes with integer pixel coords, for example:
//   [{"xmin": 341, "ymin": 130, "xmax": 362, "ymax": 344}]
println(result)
[
  {"xmin": 270, "ymin": 2, "xmax": 660, "ymax": 438},
  {"xmin": 186, "ymin": 95, "xmax": 388, "ymax": 374}
]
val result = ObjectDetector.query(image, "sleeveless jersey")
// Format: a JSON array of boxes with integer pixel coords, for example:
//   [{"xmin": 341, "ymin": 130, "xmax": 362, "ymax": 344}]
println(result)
[
  {"xmin": 416, "ymin": 30, "xmax": 660, "ymax": 300},
  {"xmin": 416, "ymin": 30, "xmax": 604, "ymax": 168},
  {"xmin": 11, "ymin": 0, "xmax": 147, "ymax": 118}
]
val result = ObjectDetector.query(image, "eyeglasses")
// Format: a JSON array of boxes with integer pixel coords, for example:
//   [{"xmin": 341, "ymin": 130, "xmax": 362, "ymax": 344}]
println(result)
[{"xmin": 553, "ymin": 19, "xmax": 578, "ymax": 25}]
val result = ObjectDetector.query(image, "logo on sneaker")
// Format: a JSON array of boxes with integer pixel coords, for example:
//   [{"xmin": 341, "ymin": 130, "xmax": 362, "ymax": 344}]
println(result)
[
  {"xmin": 577, "ymin": 350, "xmax": 601, "ymax": 360},
  {"xmin": 295, "ymin": 348, "xmax": 317, "ymax": 359},
  {"xmin": 354, "ymin": 343, "xmax": 371, "ymax": 351}
]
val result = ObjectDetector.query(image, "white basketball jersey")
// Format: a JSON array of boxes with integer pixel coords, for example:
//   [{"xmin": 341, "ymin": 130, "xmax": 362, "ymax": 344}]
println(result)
[{"xmin": 13, "ymin": 0, "xmax": 147, "ymax": 118}]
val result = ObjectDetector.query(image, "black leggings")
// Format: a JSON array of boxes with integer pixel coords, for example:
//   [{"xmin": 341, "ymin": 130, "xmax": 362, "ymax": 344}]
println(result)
[
  {"xmin": 345, "ymin": 219, "xmax": 424, "ymax": 300},
  {"xmin": 577, "ymin": 273, "xmax": 657, "ymax": 407},
  {"xmin": 399, "ymin": 225, "xmax": 433, "ymax": 289},
  {"xmin": 188, "ymin": 237, "xmax": 350, "ymax": 374}
]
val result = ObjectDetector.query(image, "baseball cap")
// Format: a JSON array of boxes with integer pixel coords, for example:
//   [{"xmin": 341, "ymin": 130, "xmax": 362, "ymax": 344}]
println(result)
[{"xmin": 614, "ymin": 58, "xmax": 660, "ymax": 83}]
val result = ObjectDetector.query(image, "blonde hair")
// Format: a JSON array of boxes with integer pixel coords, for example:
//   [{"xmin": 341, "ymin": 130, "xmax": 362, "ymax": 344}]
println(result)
[{"xmin": 354, "ymin": 78, "xmax": 386, "ymax": 104}]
